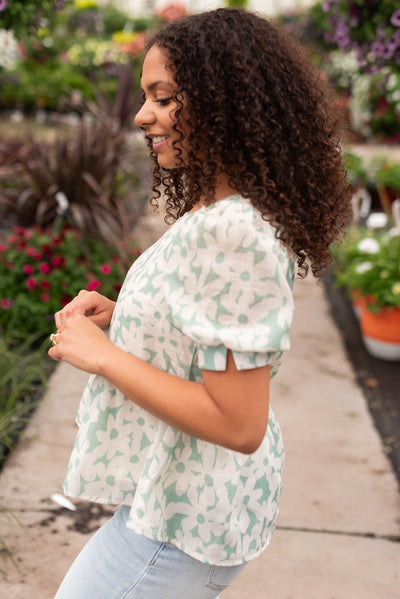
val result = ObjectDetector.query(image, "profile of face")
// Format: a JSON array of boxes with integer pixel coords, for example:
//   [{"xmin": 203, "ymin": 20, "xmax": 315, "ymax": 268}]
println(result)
[{"xmin": 135, "ymin": 45, "xmax": 185, "ymax": 170}]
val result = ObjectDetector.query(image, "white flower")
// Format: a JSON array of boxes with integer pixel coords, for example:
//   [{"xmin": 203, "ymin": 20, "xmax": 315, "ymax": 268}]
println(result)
[
  {"xmin": 366, "ymin": 212, "xmax": 389, "ymax": 229},
  {"xmin": 357, "ymin": 238, "xmax": 380, "ymax": 254},
  {"xmin": 0, "ymin": 29, "xmax": 20, "ymax": 71},
  {"xmin": 355, "ymin": 261, "xmax": 373, "ymax": 273}
]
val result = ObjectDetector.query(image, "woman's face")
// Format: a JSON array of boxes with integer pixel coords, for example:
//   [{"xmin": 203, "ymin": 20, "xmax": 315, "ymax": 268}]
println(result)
[{"xmin": 135, "ymin": 45, "xmax": 185, "ymax": 170}]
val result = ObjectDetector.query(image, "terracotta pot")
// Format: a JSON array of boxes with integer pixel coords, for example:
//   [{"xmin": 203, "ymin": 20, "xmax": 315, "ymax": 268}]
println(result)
[
  {"xmin": 349, "ymin": 289, "xmax": 374, "ymax": 319},
  {"xmin": 360, "ymin": 306, "xmax": 400, "ymax": 361}
]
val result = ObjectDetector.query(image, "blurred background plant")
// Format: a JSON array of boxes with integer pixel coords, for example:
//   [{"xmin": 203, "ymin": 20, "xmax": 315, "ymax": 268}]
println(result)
[
  {"xmin": 278, "ymin": 0, "xmax": 400, "ymax": 144},
  {"xmin": 0, "ymin": 224, "xmax": 140, "ymax": 344}
]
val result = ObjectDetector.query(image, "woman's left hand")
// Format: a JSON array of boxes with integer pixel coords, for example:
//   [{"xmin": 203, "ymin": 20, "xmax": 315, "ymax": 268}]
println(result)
[{"xmin": 48, "ymin": 314, "xmax": 115, "ymax": 374}]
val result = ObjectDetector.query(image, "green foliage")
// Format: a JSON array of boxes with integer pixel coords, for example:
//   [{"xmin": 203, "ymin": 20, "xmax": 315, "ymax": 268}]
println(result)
[
  {"xmin": 0, "ymin": 334, "xmax": 50, "ymax": 464},
  {"xmin": 0, "ymin": 1, "xmax": 72, "ymax": 36},
  {"xmin": 225, "ymin": 0, "xmax": 248, "ymax": 8},
  {"xmin": 344, "ymin": 152, "xmax": 369, "ymax": 188},
  {"xmin": 0, "ymin": 225, "xmax": 140, "ymax": 342},
  {"xmin": 373, "ymin": 159, "xmax": 400, "ymax": 190},
  {"xmin": 0, "ymin": 61, "xmax": 95, "ymax": 110}
]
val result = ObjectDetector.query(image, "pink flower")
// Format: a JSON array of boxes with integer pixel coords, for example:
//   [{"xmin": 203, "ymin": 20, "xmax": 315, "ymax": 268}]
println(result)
[
  {"xmin": 100, "ymin": 264, "xmax": 111, "ymax": 274},
  {"xmin": 23, "ymin": 264, "xmax": 34, "ymax": 275},
  {"xmin": 87, "ymin": 280, "xmax": 101, "ymax": 291},
  {"xmin": 40, "ymin": 293, "xmax": 51, "ymax": 302},
  {"xmin": 0, "ymin": 244, "xmax": 6, "ymax": 252},
  {"xmin": 40, "ymin": 280, "xmax": 51, "ymax": 290},
  {"xmin": 26, "ymin": 277, "xmax": 36, "ymax": 290},
  {"xmin": 39, "ymin": 262, "xmax": 51, "ymax": 274},
  {"xmin": 26, "ymin": 247, "xmax": 37, "ymax": 257},
  {"xmin": 1, "ymin": 298, "xmax": 12, "ymax": 310}
]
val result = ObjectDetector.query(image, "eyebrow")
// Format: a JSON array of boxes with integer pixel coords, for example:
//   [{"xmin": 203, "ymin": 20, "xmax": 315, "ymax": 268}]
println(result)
[{"xmin": 142, "ymin": 80, "xmax": 174, "ymax": 93}]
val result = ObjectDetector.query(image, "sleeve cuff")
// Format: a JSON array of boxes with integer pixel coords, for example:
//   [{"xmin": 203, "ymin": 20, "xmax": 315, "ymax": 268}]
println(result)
[{"xmin": 197, "ymin": 343, "xmax": 279, "ymax": 371}]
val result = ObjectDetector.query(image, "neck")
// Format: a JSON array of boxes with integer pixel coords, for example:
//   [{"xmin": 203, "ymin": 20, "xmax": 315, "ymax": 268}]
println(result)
[
  {"xmin": 189, "ymin": 173, "xmax": 238, "ymax": 213},
  {"xmin": 214, "ymin": 173, "xmax": 238, "ymax": 200}
]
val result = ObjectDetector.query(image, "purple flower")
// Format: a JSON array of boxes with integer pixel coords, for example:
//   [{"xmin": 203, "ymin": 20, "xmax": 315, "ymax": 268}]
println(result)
[
  {"xmin": 382, "ymin": 42, "xmax": 396, "ymax": 59},
  {"xmin": 371, "ymin": 42, "xmax": 386, "ymax": 57},
  {"xmin": 391, "ymin": 9, "xmax": 400, "ymax": 27},
  {"xmin": 0, "ymin": 0, "xmax": 7, "ymax": 12},
  {"xmin": 393, "ymin": 29, "xmax": 400, "ymax": 45}
]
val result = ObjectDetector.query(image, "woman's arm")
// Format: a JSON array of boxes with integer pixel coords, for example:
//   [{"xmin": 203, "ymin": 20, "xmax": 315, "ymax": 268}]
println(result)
[{"xmin": 49, "ymin": 314, "xmax": 270, "ymax": 454}]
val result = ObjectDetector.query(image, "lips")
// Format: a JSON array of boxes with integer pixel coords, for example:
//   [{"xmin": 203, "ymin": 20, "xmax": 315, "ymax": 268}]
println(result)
[{"xmin": 150, "ymin": 135, "xmax": 168, "ymax": 150}]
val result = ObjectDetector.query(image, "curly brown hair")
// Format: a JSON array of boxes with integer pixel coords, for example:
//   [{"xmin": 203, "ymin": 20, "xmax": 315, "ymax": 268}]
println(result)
[{"xmin": 143, "ymin": 8, "xmax": 352, "ymax": 277}]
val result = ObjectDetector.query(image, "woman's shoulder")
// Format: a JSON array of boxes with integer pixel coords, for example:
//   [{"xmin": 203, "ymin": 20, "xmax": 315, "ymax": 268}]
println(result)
[{"xmin": 175, "ymin": 194, "xmax": 288, "ymax": 258}]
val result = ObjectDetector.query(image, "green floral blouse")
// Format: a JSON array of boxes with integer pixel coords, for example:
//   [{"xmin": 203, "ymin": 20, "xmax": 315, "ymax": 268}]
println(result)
[{"xmin": 63, "ymin": 195, "xmax": 295, "ymax": 565}]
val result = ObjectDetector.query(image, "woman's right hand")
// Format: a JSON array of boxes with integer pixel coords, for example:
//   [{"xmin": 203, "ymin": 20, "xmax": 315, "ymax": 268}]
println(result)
[{"xmin": 54, "ymin": 290, "xmax": 116, "ymax": 331}]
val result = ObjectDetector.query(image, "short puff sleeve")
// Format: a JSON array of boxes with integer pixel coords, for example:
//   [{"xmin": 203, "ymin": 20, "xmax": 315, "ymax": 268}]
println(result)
[{"xmin": 162, "ymin": 200, "xmax": 295, "ymax": 372}]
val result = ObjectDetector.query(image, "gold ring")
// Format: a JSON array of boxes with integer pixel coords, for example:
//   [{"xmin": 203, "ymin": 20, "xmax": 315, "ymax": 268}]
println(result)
[{"xmin": 50, "ymin": 333, "xmax": 60, "ymax": 346}]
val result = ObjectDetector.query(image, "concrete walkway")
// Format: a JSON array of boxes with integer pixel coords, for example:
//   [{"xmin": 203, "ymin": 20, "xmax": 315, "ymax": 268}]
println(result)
[{"xmin": 1, "ymin": 208, "xmax": 400, "ymax": 598}]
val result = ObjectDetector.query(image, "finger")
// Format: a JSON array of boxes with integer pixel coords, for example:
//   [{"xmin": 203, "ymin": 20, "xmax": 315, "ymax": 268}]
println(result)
[
  {"xmin": 58, "ymin": 310, "xmax": 67, "ymax": 333},
  {"xmin": 48, "ymin": 346, "xmax": 62, "ymax": 361}
]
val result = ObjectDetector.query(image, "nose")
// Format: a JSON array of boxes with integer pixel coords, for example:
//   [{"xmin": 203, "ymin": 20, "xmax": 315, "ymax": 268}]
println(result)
[{"xmin": 134, "ymin": 100, "xmax": 155, "ymax": 128}]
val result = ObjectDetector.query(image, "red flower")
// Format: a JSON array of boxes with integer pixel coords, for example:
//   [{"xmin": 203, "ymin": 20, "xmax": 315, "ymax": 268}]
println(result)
[
  {"xmin": 40, "ymin": 293, "xmax": 51, "ymax": 302},
  {"xmin": 100, "ymin": 264, "xmax": 111, "ymax": 274},
  {"xmin": 40, "ymin": 280, "xmax": 51, "ymax": 290},
  {"xmin": 0, "ymin": 298, "xmax": 12, "ymax": 310},
  {"xmin": 23, "ymin": 264, "xmax": 34, "ymax": 275},
  {"xmin": 61, "ymin": 294, "xmax": 72, "ymax": 306},
  {"xmin": 130, "ymin": 248, "xmax": 141, "ymax": 257},
  {"xmin": 39, "ymin": 262, "xmax": 51, "ymax": 274},
  {"xmin": 51, "ymin": 255, "xmax": 65, "ymax": 268},
  {"xmin": 0, "ymin": 244, "xmax": 6, "ymax": 252},
  {"xmin": 26, "ymin": 277, "xmax": 36, "ymax": 290},
  {"xmin": 26, "ymin": 247, "xmax": 36, "ymax": 257},
  {"xmin": 87, "ymin": 280, "xmax": 101, "ymax": 291}
]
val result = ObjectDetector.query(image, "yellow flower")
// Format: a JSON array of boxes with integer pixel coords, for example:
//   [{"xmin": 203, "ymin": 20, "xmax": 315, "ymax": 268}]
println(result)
[
  {"xmin": 392, "ymin": 282, "xmax": 400, "ymax": 295},
  {"xmin": 37, "ymin": 28, "xmax": 50, "ymax": 38},
  {"xmin": 74, "ymin": 0, "xmax": 97, "ymax": 8},
  {"xmin": 112, "ymin": 31, "xmax": 137, "ymax": 44}
]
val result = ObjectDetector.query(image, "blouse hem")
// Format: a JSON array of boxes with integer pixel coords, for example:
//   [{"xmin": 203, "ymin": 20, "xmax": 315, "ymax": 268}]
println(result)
[{"xmin": 62, "ymin": 486, "xmax": 274, "ymax": 567}]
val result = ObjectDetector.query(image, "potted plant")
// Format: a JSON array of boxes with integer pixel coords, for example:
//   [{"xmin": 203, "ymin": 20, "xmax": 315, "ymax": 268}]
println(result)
[
  {"xmin": 332, "ymin": 224, "xmax": 400, "ymax": 360},
  {"xmin": 372, "ymin": 158, "xmax": 400, "ymax": 215}
]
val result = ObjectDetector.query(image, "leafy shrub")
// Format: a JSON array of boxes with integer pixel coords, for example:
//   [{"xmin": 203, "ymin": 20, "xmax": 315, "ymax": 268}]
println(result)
[
  {"xmin": 0, "ymin": 225, "xmax": 140, "ymax": 342},
  {"xmin": 0, "ymin": 92, "xmax": 148, "ymax": 250},
  {"xmin": 0, "ymin": 61, "xmax": 95, "ymax": 110}
]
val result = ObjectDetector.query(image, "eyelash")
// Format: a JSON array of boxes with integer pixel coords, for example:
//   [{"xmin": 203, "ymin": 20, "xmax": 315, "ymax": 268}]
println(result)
[{"xmin": 154, "ymin": 98, "xmax": 172, "ymax": 107}]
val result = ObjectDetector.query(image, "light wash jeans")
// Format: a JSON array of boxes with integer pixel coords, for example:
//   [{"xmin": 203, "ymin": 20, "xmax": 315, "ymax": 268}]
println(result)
[{"xmin": 54, "ymin": 505, "xmax": 246, "ymax": 599}]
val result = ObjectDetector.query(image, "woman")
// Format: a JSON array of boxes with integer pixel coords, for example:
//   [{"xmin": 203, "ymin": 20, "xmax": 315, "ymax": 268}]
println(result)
[{"xmin": 50, "ymin": 8, "xmax": 352, "ymax": 599}]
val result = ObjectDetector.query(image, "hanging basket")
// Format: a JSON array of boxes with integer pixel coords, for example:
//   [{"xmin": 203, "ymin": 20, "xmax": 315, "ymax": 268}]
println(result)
[{"xmin": 360, "ymin": 306, "xmax": 400, "ymax": 361}]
